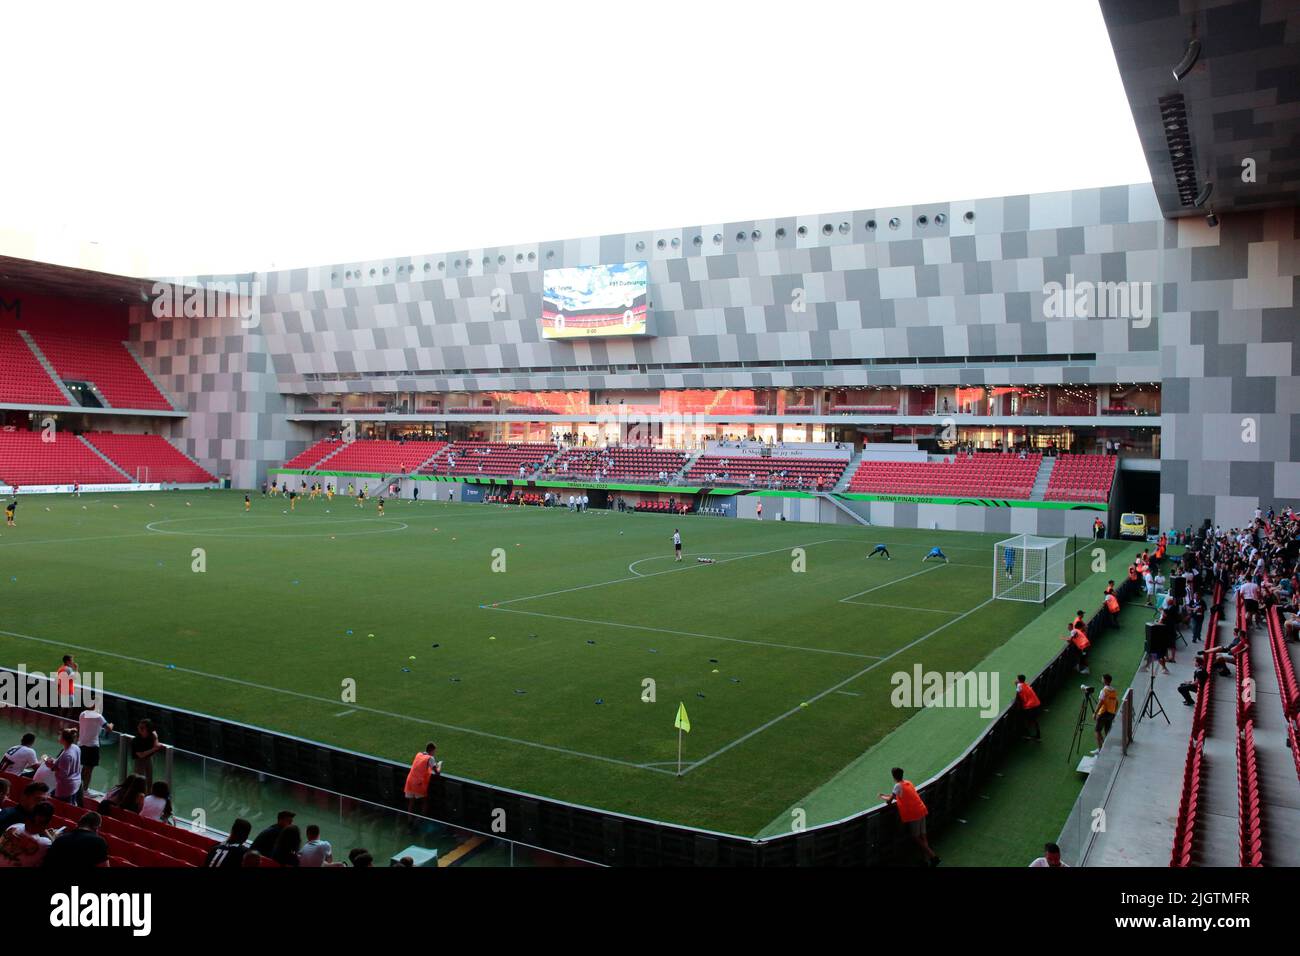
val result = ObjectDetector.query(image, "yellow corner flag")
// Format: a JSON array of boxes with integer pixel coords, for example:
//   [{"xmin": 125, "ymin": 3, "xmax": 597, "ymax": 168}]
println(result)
[{"xmin": 674, "ymin": 702, "xmax": 691, "ymax": 733}]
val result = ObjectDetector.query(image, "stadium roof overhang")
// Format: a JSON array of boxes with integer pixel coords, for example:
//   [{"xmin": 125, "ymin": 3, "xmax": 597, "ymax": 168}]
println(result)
[
  {"xmin": 1100, "ymin": 0, "xmax": 1300, "ymax": 218},
  {"xmin": 0, "ymin": 255, "xmax": 157, "ymax": 305}
]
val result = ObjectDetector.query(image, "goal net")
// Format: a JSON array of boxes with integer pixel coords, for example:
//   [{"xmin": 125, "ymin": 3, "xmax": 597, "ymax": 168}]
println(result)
[{"xmin": 993, "ymin": 534, "xmax": 1066, "ymax": 604}]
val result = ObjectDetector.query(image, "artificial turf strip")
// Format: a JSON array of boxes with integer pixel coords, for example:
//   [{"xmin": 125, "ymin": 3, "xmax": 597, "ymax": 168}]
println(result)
[
  {"xmin": 0, "ymin": 490, "xmax": 1117, "ymax": 836},
  {"xmin": 755, "ymin": 543, "xmax": 1136, "ymax": 838},
  {"xmin": 924, "ymin": 596, "xmax": 1151, "ymax": 866}
]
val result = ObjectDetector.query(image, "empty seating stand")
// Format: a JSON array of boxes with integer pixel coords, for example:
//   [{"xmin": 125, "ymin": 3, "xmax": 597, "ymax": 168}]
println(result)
[
  {"xmin": 423, "ymin": 441, "xmax": 556, "ymax": 477},
  {"xmin": 685, "ymin": 455, "xmax": 847, "ymax": 490},
  {"xmin": 0, "ymin": 429, "xmax": 127, "ymax": 485},
  {"xmin": 549, "ymin": 448, "xmax": 688, "ymax": 483},
  {"xmin": 283, "ymin": 438, "xmax": 345, "ymax": 469},
  {"xmin": 316, "ymin": 439, "xmax": 445, "ymax": 474},
  {"xmin": 1045, "ymin": 454, "xmax": 1117, "ymax": 502},
  {"xmin": 849, "ymin": 452, "xmax": 1041, "ymax": 499},
  {"xmin": 84, "ymin": 433, "xmax": 216, "ymax": 483},
  {"xmin": 29, "ymin": 330, "xmax": 172, "ymax": 411},
  {"xmin": 0, "ymin": 328, "xmax": 67, "ymax": 406}
]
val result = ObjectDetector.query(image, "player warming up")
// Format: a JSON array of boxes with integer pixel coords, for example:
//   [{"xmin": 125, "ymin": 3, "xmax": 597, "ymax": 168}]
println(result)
[
  {"xmin": 245, "ymin": 494, "xmax": 251, "ymax": 512},
  {"xmin": 921, "ymin": 546, "xmax": 949, "ymax": 564},
  {"xmin": 672, "ymin": 529, "xmax": 683, "ymax": 562},
  {"xmin": 4, "ymin": 498, "xmax": 15, "ymax": 528},
  {"xmin": 866, "ymin": 543, "xmax": 891, "ymax": 560}
]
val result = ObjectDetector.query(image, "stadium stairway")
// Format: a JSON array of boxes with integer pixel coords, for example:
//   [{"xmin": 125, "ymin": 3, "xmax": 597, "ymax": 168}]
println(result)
[
  {"xmin": 1029, "ymin": 458, "xmax": 1055, "ymax": 501},
  {"xmin": 77, "ymin": 435, "xmax": 135, "ymax": 481},
  {"xmin": 15, "ymin": 330, "xmax": 78, "ymax": 405},
  {"xmin": 122, "ymin": 341, "xmax": 182, "ymax": 410},
  {"xmin": 1196, "ymin": 606, "xmax": 1246, "ymax": 865},
  {"xmin": 820, "ymin": 492, "xmax": 872, "ymax": 527},
  {"xmin": 833, "ymin": 451, "xmax": 862, "ymax": 492}
]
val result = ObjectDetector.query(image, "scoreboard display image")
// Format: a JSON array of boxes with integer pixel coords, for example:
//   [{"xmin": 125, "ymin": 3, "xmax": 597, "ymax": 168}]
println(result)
[{"xmin": 541, "ymin": 261, "xmax": 650, "ymax": 339}]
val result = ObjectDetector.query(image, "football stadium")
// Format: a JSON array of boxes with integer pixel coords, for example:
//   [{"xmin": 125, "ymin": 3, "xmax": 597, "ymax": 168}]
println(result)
[{"xmin": 1, "ymin": 0, "xmax": 1298, "ymax": 919}]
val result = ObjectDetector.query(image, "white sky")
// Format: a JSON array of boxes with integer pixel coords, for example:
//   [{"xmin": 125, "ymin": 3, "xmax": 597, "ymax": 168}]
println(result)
[{"xmin": 0, "ymin": 0, "xmax": 1149, "ymax": 278}]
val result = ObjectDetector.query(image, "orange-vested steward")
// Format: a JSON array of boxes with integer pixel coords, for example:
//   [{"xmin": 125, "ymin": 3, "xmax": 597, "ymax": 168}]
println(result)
[
  {"xmin": 1017, "ymin": 682, "xmax": 1041, "ymax": 709},
  {"xmin": 1105, "ymin": 594, "xmax": 1121, "ymax": 614},
  {"xmin": 895, "ymin": 780, "xmax": 928, "ymax": 823},
  {"xmin": 1070, "ymin": 626, "xmax": 1091, "ymax": 650},
  {"xmin": 405, "ymin": 753, "xmax": 434, "ymax": 796}
]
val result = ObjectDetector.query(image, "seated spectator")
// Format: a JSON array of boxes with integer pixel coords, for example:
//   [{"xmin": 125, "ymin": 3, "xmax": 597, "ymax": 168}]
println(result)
[
  {"xmin": 271, "ymin": 825, "xmax": 302, "ymax": 867},
  {"xmin": 298, "ymin": 824, "xmax": 333, "ymax": 867},
  {"xmin": 348, "ymin": 847, "xmax": 374, "ymax": 868},
  {"xmin": 0, "ymin": 801, "xmax": 55, "ymax": 867},
  {"xmin": 241, "ymin": 850, "xmax": 263, "ymax": 868},
  {"xmin": 100, "ymin": 774, "xmax": 147, "ymax": 816},
  {"xmin": 204, "ymin": 819, "xmax": 253, "ymax": 868},
  {"xmin": 0, "ymin": 733, "xmax": 40, "ymax": 776},
  {"xmin": 42, "ymin": 812, "xmax": 109, "ymax": 869},
  {"xmin": 140, "ymin": 781, "xmax": 174, "ymax": 824},
  {"xmin": 251, "ymin": 810, "xmax": 296, "ymax": 854},
  {"xmin": 0, "ymin": 780, "xmax": 50, "ymax": 833}
]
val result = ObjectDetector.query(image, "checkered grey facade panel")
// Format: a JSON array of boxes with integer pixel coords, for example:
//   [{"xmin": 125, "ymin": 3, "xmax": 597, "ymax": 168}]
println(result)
[
  {"xmin": 128, "ymin": 184, "xmax": 1300, "ymax": 528},
  {"xmin": 255, "ymin": 185, "xmax": 1166, "ymax": 393}
]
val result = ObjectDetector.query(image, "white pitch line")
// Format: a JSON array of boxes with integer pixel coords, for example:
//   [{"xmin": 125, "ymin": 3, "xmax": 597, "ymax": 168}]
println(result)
[
  {"xmin": 680, "ymin": 594, "xmax": 998, "ymax": 775},
  {"xmin": 334, "ymin": 709, "xmax": 356, "ymax": 717},
  {"xmin": 838, "ymin": 562, "xmax": 945, "ymax": 603},
  {"xmin": 841, "ymin": 601, "xmax": 963, "ymax": 615},
  {"xmin": 493, "ymin": 537, "xmax": 845, "ymax": 607},
  {"xmin": 833, "ymin": 690, "xmax": 862, "ymax": 697},
  {"xmin": 0, "ymin": 626, "xmax": 675, "ymax": 775},
  {"xmin": 481, "ymin": 606, "xmax": 882, "ymax": 660}
]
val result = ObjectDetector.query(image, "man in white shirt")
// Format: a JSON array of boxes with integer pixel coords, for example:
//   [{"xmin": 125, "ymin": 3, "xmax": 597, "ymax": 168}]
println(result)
[
  {"xmin": 77, "ymin": 707, "xmax": 113, "ymax": 796},
  {"xmin": 0, "ymin": 802, "xmax": 55, "ymax": 867},
  {"xmin": 298, "ymin": 824, "xmax": 334, "ymax": 867},
  {"xmin": 0, "ymin": 734, "xmax": 39, "ymax": 776},
  {"xmin": 1028, "ymin": 842, "xmax": 1068, "ymax": 868}
]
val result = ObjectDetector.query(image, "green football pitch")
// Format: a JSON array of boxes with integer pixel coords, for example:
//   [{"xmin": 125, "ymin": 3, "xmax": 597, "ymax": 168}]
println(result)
[{"xmin": 0, "ymin": 490, "xmax": 1122, "ymax": 837}]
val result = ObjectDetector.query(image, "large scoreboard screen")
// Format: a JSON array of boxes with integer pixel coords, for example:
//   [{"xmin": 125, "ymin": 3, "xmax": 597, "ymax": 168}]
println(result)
[{"xmin": 541, "ymin": 261, "xmax": 650, "ymax": 339}]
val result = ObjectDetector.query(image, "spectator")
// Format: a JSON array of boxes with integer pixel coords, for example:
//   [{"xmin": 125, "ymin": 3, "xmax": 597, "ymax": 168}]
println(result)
[
  {"xmin": 251, "ymin": 810, "xmax": 296, "ymax": 855},
  {"xmin": 47, "ymin": 727, "xmax": 82, "ymax": 807},
  {"xmin": 878, "ymin": 767, "xmax": 939, "ymax": 866},
  {"xmin": 101, "ymin": 774, "xmax": 147, "ymax": 815},
  {"xmin": 271, "ymin": 825, "xmax": 302, "ymax": 866},
  {"xmin": 141, "ymin": 781, "xmax": 174, "ymax": 824},
  {"xmin": 204, "ymin": 819, "xmax": 253, "ymax": 868},
  {"xmin": 1028, "ymin": 842, "xmax": 1069, "ymax": 867},
  {"xmin": 77, "ymin": 704, "xmax": 113, "ymax": 796},
  {"xmin": 298, "ymin": 824, "xmax": 334, "ymax": 867},
  {"xmin": 0, "ymin": 781, "xmax": 50, "ymax": 832},
  {"xmin": 348, "ymin": 848, "xmax": 374, "ymax": 868},
  {"xmin": 131, "ymin": 719, "xmax": 163, "ymax": 787},
  {"xmin": 0, "ymin": 801, "xmax": 55, "ymax": 867},
  {"xmin": 1177, "ymin": 654, "xmax": 1210, "ymax": 707},
  {"xmin": 241, "ymin": 850, "xmax": 263, "ymax": 868},
  {"xmin": 0, "ymin": 733, "xmax": 39, "ymax": 777},
  {"xmin": 42, "ymin": 812, "xmax": 109, "ymax": 869}
]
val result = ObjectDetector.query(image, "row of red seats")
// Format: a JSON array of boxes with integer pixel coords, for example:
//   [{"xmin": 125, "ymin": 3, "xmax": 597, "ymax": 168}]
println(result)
[
  {"xmin": 0, "ymin": 328, "xmax": 68, "ymax": 406},
  {"xmin": 83, "ymin": 433, "xmax": 216, "ymax": 483},
  {"xmin": 283, "ymin": 438, "xmax": 343, "ymax": 469},
  {"xmin": 0, "ymin": 430, "xmax": 128, "ymax": 485},
  {"xmin": 1264, "ymin": 607, "xmax": 1300, "ymax": 721},
  {"xmin": 635, "ymin": 500, "xmax": 690, "ymax": 514},
  {"xmin": 318, "ymin": 440, "xmax": 445, "ymax": 474},
  {"xmin": 29, "ymin": 331, "xmax": 172, "ymax": 411},
  {"xmin": 552, "ymin": 448, "xmax": 688, "ymax": 482},
  {"xmin": 1170, "ymin": 582, "xmax": 1223, "ymax": 867},
  {"xmin": 1045, "ymin": 455, "xmax": 1117, "ymax": 503},
  {"xmin": 424, "ymin": 442, "xmax": 556, "ymax": 476},
  {"xmin": 0, "ymin": 770, "xmax": 233, "ymax": 868}
]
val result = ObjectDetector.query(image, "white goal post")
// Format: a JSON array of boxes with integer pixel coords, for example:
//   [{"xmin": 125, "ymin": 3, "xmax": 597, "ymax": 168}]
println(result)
[{"xmin": 993, "ymin": 534, "xmax": 1066, "ymax": 604}]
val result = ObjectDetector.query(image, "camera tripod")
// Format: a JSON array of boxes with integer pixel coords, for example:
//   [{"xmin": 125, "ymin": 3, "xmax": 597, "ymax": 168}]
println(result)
[
  {"xmin": 1069, "ymin": 684, "xmax": 1096, "ymax": 764},
  {"xmin": 1137, "ymin": 662, "xmax": 1169, "ymax": 726}
]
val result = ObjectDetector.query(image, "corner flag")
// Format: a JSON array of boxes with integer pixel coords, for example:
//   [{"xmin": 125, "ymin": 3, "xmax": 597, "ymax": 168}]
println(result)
[{"xmin": 674, "ymin": 702, "xmax": 690, "ymax": 733}]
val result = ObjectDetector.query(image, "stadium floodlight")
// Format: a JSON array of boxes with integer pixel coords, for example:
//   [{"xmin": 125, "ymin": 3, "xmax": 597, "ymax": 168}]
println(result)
[
  {"xmin": 1172, "ymin": 37, "xmax": 1201, "ymax": 82},
  {"xmin": 993, "ymin": 534, "xmax": 1067, "ymax": 604}
]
